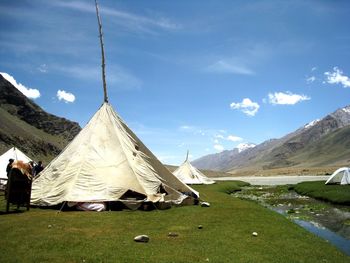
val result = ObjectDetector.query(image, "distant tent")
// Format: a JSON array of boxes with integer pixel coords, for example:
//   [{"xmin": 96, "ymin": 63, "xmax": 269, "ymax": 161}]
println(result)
[
  {"xmin": 325, "ymin": 167, "xmax": 350, "ymax": 185},
  {"xmin": 31, "ymin": 103, "xmax": 198, "ymax": 207},
  {"xmin": 173, "ymin": 151, "xmax": 215, "ymax": 185},
  {"xmin": 0, "ymin": 147, "xmax": 33, "ymax": 185}
]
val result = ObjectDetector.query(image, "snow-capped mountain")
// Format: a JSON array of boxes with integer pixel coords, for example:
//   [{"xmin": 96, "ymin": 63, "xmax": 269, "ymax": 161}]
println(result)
[
  {"xmin": 304, "ymin": 119, "xmax": 320, "ymax": 129},
  {"xmin": 192, "ymin": 105, "xmax": 350, "ymax": 172},
  {"xmin": 237, "ymin": 143, "xmax": 256, "ymax": 153}
]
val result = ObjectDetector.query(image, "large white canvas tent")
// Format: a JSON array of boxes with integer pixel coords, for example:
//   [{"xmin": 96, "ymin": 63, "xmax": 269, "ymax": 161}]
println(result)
[
  {"xmin": 173, "ymin": 152, "xmax": 215, "ymax": 185},
  {"xmin": 31, "ymin": 1, "xmax": 198, "ymax": 209},
  {"xmin": 325, "ymin": 167, "xmax": 350, "ymax": 185},
  {"xmin": 0, "ymin": 147, "xmax": 33, "ymax": 185},
  {"xmin": 31, "ymin": 103, "xmax": 198, "ymax": 207}
]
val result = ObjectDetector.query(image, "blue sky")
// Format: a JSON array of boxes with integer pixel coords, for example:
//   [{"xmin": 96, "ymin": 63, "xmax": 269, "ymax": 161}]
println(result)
[{"xmin": 1, "ymin": 0, "xmax": 350, "ymax": 165}]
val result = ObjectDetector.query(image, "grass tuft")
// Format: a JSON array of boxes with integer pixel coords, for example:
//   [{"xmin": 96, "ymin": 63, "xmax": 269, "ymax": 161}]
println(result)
[{"xmin": 213, "ymin": 180, "xmax": 250, "ymax": 194}]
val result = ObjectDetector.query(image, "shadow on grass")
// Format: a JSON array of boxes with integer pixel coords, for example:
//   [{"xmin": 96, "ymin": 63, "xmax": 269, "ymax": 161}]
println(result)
[{"xmin": 0, "ymin": 209, "xmax": 25, "ymax": 215}]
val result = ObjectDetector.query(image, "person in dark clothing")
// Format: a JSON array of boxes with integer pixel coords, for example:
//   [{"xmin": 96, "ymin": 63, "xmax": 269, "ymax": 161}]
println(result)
[
  {"xmin": 6, "ymin": 159, "xmax": 14, "ymax": 177},
  {"xmin": 33, "ymin": 161, "xmax": 44, "ymax": 177}
]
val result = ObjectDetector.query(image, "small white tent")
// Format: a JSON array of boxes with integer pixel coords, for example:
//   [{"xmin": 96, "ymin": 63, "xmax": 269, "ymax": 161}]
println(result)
[
  {"xmin": 31, "ymin": 103, "xmax": 198, "ymax": 207},
  {"xmin": 173, "ymin": 151, "xmax": 215, "ymax": 185},
  {"xmin": 0, "ymin": 147, "xmax": 33, "ymax": 184},
  {"xmin": 325, "ymin": 167, "xmax": 350, "ymax": 185}
]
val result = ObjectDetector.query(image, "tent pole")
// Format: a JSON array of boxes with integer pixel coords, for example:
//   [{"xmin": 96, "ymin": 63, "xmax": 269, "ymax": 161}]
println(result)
[
  {"xmin": 57, "ymin": 201, "xmax": 67, "ymax": 214},
  {"xmin": 95, "ymin": 0, "xmax": 108, "ymax": 103},
  {"xmin": 186, "ymin": 150, "xmax": 189, "ymax": 162}
]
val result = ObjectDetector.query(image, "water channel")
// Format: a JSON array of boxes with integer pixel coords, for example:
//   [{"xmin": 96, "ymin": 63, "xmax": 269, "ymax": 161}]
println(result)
[{"xmin": 232, "ymin": 186, "xmax": 350, "ymax": 256}]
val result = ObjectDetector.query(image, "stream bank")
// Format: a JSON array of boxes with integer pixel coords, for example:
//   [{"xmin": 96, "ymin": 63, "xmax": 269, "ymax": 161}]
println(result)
[{"xmin": 232, "ymin": 185, "xmax": 350, "ymax": 256}]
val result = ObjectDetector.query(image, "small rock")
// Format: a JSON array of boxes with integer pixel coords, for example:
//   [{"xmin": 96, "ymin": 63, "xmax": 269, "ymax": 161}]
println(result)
[
  {"xmin": 287, "ymin": 209, "xmax": 295, "ymax": 214},
  {"xmin": 134, "ymin": 235, "xmax": 149, "ymax": 243},
  {"xmin": 48, "ymin": 225, "xmax": 52, "ymax": 228},
  {"xmin": 198, "ymin": 225, "xmax": 203, "ymax": 229},
  {"xmin": 168, "ymin": 232, "xmax": 179, "ymax": 237},
  {"xmin": 200, "ymin": 202, "xmax": 210, "ymax": 207},
  {"xmin": 252, "ymin": 232, "xmax": 258, "ymax": 237}
]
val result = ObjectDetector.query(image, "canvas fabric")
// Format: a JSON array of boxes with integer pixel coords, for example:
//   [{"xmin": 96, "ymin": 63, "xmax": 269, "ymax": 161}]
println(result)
[
  {"xmin": 31, "ymin": 103, "xmax": 198, "ymax": 206},
  {"xmin": 173, "ymin": 159, "xmax": 215, "ymax": 185},
  {"xmin": 0, "ymin": 147, "xmax": 33, "ymax": 184},
  {"xmin": 325, "ymin": 167, "xmax": 350, "ymax": 185}
]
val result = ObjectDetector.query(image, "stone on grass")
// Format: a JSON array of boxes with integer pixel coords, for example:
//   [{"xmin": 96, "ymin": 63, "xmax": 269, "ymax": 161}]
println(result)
[
  {"xmin": 198, "ymin": 225, "xmax": 203, "ymax": 229},
  {"xmin": 252, "ymin": 232, "xmax": 258, "ymax": 237},
  {"xmin": 168, "ymin": 232, "xmax": 179, "ymax": 237},
  {"xmin": 200, "ymin": 202, "xmax": 210, "ymax": 207},
  {"xmin": 134, "ymin": 235, "xmax": 149, "ymax": 243}
]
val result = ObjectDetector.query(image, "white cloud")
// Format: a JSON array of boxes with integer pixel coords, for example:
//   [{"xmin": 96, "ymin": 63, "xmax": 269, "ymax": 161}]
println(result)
[
  {"xmin": 214, "ymin": 134, "xmax": 225, "ymax": 139},
  {"xmin": 37, "ymin": 64, "xmax": 48, "ymax": 73},
  {"xmin": 268, "ymin": 92, "xmax": 310, "ymax": 105},
  {"xmin": 179, "ymin": 125, "xmax": 206, "ymax": 135},
  {"xmin": 57, "ymin": 90, "xmax": 76, "ymax": 103},
  {"xmin": 53, "ymin": 64, "xmax": 142, "ymax": 90},
  {"xmin": 214, "ymin": 144, "xmax": 224, "ymax": 152},
  {"xmin": 214, "ymin": 139, "xmax": 219, "ymax": 143},
  {"xmin": 206, "ymin": 60, "xmax": 254, "ymax": 75},
  {"xmin": 52, "ymin": 1, "xmax": 180, "ymax": 33},
  {"xmin": 227, "ymin": 135, "xmax": 243, "ymax": 142},
  {"xmin": 311, "ymin": 67, "xmax": 317, "ymax": 72},
  {"xmin": 179, "ymin": 125, "xmax": 195, "ymax": 131},
  {"xmin": 324, "ymin": 67, "xmax": 350, "ymax": 88},
  {"xmin": 0, "ymin": 72, "xmax": 40, "ymax": 99},
  {"xmin": 230, "ymin": 98, "xmax": 260, "ymax": 116},
  {"xmin": 306, "ymin": 76, "xmax": 316, "ymax": 83}
]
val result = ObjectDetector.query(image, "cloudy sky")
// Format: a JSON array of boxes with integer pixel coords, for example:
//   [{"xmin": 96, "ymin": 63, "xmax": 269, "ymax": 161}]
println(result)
[{"xmin": 1, "ymin": 0, "xmax": 350, "ymax": 165}]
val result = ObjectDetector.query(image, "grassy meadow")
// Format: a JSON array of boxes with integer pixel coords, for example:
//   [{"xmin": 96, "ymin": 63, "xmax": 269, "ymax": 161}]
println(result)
[
  {"xmin": 228, "ymin": 167, "xmax": 340, "ymax": 177},
  {"xmin": 1, "ymin": 182, "xmax": 349, "ymax": 263},
  {"xmin": 293, "ymin": 181, "xmax": 350, "ymax": 205}
]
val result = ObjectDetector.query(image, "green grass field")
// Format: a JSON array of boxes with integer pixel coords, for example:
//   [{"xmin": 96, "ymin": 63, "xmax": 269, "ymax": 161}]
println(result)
[
  {"xmin": 293, "ymin": 181, "xmax": 350, "ymax": 205},
  {"xmin": 1, "ymin": 182, "xmax": 349, "ymax": 263}
]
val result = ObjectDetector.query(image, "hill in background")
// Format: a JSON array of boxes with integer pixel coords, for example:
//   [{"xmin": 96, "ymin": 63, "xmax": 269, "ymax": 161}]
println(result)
[
  {"xmin": 193, "ymin": 105, "xmax": 350, "ymax": 175},
  {"xmin": 0, "ymin": 74, "xmax": 81, "ymax": 163}
]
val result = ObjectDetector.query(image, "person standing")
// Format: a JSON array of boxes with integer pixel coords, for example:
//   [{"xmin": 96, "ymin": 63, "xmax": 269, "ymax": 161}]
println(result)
[
  {"xmin": 34, "ymin": 161, "xmax": 44, "ymax": 177},
  {"xmin": 6, "ymin": 159, "xmax": 14, "ymax": 177}
]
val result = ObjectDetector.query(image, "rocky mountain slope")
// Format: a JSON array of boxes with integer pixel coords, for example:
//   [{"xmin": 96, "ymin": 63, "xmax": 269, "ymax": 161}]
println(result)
[
  {"xmin": 191, "ymin": 143, "xmax": 256, "ymax": 171},
  {"xmin": 0, "ymin": 74, "xmax": 81, "ymax": 163},
  {"xmin": 192, "ymin": 105, "xmax": 350, "ymax": 173}
]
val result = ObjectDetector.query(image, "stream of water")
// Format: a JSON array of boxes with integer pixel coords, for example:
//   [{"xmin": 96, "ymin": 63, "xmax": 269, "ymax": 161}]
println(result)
[{"xmin": 232, "ymin": 186, "xmax": 350, "ymax": 256}]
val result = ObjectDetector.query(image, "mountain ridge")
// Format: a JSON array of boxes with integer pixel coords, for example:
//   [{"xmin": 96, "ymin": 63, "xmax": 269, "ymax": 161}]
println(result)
[
  {"xmin": 0, "ymin": 74, "xmax": 81, "ymax": 163},
  {"xmin": 192, "ymin": 105, "xmax": 350, "ymax": 173}
]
